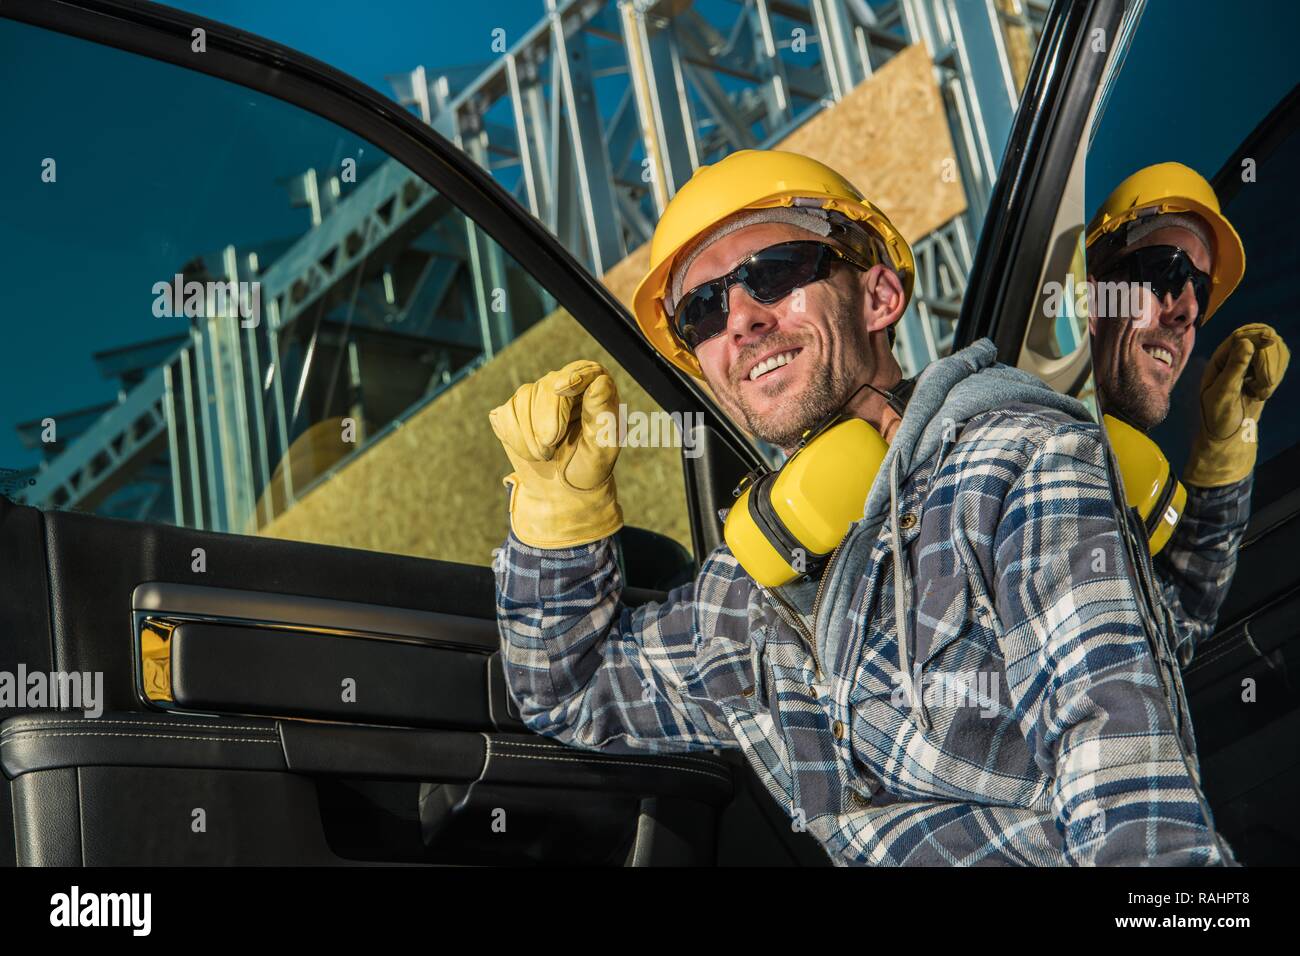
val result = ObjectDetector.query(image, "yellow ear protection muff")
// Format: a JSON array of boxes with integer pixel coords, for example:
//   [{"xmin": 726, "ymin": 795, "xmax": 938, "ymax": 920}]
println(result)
[
  {"xmin": 1103, "ymin": 413, "xmax": 1187, "ymax": 556},
  {"xmin": 725, "ymin": 396, "xmax": 1182, "ymax": 584},
  {"xmin": 723, "ymin": 380, "xmax": 910, "ymax": 588}
]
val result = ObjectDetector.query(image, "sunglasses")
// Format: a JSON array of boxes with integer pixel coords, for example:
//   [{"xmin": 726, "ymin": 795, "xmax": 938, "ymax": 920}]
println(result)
[
  {"xmin": 669, "ymin": 240, "xmax": 874, "ymax": 350},
  {"xmin": 1095, "ymin": 244, "xmax": 1212, "ymax": 326}
]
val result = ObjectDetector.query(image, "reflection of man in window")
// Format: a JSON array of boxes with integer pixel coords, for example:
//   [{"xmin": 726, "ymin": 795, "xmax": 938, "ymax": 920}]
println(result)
[{"xmin": 1087, "ymin": 162, "xmax": 1291, "ymax": 665}]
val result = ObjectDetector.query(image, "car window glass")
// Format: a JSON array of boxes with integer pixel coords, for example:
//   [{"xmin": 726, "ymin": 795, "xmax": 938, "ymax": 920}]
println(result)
[
  {"xmin": 0, "ymin": 18, "xmax": 692, "ymax": 577},
  {"xmin": 1085, "ymin": 0, "xmax": 1298, "ymax": 513}
]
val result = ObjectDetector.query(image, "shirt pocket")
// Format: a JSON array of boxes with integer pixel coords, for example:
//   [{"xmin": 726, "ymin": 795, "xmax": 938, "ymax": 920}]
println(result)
[
  {"xmin": 913, "ymin": 571, "xmax": 1007, "ymax": 701},
  {"xmin": 913, "ymin": 573, "xmax": 978, "ymax": 671},
  {"xmin": 683, "ymin": 635, "xmax": 767, "ymax": 716}
]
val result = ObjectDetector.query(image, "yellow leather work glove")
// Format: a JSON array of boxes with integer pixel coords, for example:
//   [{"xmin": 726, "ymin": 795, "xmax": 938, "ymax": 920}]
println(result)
[
  {"xmin": 488, "ymin": 360, "xmax": 624, "ymax": 549},
  {"xmin": 1184, "ymin": 323, "xmax": 1290, "ymax": 488}
]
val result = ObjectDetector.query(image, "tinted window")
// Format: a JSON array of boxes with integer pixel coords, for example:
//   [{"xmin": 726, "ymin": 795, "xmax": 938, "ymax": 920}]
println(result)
[
  {"xmin": 0, "ymin": 19, "xmax": 692, "ymax": 572},
  {"xmin": 1086, "ymin": 0, "xmax": 1299, "ymax": 513},
  {"xmin": 1153, "ymin": 91, "xmax": 1300, "ymax": 488}
]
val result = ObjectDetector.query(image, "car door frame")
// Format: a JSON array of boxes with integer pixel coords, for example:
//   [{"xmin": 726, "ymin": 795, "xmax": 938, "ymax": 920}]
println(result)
[{"xmin": 954, "ymin": 0, "xmax": 1127, "ymax": 361}]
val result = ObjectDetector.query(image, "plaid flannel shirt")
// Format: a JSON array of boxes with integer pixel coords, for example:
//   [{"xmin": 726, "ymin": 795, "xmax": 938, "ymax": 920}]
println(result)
[
  {"xmin": 495, "ymin": 403, "xmax": 1232, "ymax": 865},
  {"xmin": 1154, "ymin": 476, "xmax": 1253, "ymax": 667}
]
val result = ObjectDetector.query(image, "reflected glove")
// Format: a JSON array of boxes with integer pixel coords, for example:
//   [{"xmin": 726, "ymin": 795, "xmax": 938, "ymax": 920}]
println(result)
[
  {"xmin": 1184, "ymin": 323, "xmax": 1290, "ymax": 487},
  {"xmin": 488, "ymin": 360, "xmax": 624, "ymax": 549}
]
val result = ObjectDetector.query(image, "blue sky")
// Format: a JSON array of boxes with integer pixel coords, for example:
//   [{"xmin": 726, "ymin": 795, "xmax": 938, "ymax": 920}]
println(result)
[
  {"xmin": 1087, "ymin": 0, "xmax": 1298, "ymax": 203},
  {"xmin": 166, "ymin": 0, "xmax": 544, "ymax": 95}
]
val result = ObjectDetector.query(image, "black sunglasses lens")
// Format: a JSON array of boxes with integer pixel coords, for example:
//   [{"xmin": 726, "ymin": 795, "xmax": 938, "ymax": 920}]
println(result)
[
  {"xmin": 1193, "ymin": 275, "xmax": 1211, "ymax": 322},
  {"xmin": 1118, "ymin": 246, "xmax": 1211, "ymax": 323},
  {"xmin": 1155, "ymin": 251, "xmax": 1211, "ymax": 320},
  {"xmin": 741, "ymin": 244, "xmax": 824, "ymax": 301},
  {"xmin": 674, "ymin": 242, "xmax": 833, "ymax": 350},
  {"xmin": 677, "ymin": 281, "xmax": 728, "ymax": 348}
]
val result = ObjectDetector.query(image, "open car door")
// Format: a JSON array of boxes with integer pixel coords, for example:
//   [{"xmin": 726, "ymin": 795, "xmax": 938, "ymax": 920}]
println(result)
[{"xmin": 0, "ymin": 0, "xmax": 779, "ymax": 867}]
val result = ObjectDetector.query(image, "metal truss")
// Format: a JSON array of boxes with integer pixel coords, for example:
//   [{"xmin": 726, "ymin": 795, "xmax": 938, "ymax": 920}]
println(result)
[
  {"xmin": 390, "ymin": 0, "xmax": 1032, "ymax": 373},
  {"xmin": 26, "ymin": 365, "xmax": 169, "ymax": 513}
]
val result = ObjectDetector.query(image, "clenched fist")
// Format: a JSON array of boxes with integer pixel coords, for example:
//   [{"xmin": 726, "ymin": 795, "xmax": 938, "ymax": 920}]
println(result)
[
  {"xmin": 488, "ymin": 360, "xmax": 624, "ymax": 549},
  {"xmin": 1184, "ymin": 323, "xmax": 1290, "ymax": 487}
]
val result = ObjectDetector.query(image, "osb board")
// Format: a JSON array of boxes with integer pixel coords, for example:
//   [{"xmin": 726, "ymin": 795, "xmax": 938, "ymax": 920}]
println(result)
[
  {"xmin": 258, "ymin": 308, "xmax": 692, "ymax": 566},
  {"xmin": 995, "ymin": 0, "xmax": 1034, "ymax": 94},
  {"xmin": 775, "ymin": 44, "xmax": 965, "ymax": 246}
]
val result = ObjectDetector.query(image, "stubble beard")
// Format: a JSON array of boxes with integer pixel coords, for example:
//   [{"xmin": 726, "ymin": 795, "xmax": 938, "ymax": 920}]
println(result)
[
  {"xmin": 1101, "ymin": 341, "xmax": 1172, "ymax": 431},
  {"xmin": 735, "ymin": 301, "xmax": 864, "ymax": 449}
]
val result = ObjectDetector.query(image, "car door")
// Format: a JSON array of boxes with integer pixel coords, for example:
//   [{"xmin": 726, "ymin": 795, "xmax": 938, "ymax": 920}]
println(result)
[
  {"xmin": 958, "ymin": 0, "xmax": 1300, "ymax": 865},
  {"xmin": 1110, "ymin": 72, "xmax": 1300, "ymax": 865},
  {"xmin": 0, "ymin": 0, "xmax": 787, "ymax": 867},
  {"xmin": 10, "ymin": 0, "xmax": 1272, "ymax": 871}
]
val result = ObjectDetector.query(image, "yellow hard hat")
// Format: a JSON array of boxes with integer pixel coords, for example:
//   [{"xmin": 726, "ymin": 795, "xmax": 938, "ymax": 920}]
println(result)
[
  {"xmin": 631, "ymin": 149, "xmax": 915, "ymax": 378},
  {"xmin": 1085, "ymin": 162, "xmax": 1245, "ymax": 323}
]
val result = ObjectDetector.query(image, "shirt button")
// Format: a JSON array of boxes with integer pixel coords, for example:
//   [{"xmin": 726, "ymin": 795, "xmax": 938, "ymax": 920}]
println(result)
[
  {"xmin": 832, "ymin": 720, "xmax": 846, "ymax": 740},
  {"xmin": 898, "ymin": 513, "xmax": 917, "ymax": 531},
  {"xmin": 847, "ymin": 789, "xmax": 872, "ymax": 809},
  {"xmin": 741, "ymin": 686, "xmax": 755, "ymax": 698}
]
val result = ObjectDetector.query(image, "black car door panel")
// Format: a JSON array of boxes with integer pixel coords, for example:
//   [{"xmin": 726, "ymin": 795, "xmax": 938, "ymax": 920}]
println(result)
[
  {"xmin": 3, "ymin": 710, "xmax": 733, "ymax": 865},
  {"xmin": 0, "ymin": 500, "xmax": 747, "ymax": 866}
]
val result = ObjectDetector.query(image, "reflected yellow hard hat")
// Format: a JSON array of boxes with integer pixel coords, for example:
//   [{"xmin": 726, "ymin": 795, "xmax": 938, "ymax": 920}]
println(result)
[
  {"xmin": 631, "ymin": 149, "xmax": 915, "ymax": 378},
  {"xmin": 1085, "ymin": 162, "xmax": 1245, "ymax": 323}
]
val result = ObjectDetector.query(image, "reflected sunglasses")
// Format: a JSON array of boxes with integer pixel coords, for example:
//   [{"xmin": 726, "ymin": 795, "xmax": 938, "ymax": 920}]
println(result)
[
  {"xmin": 1095, "ymin": 244, "xmax": 1213, "ymax": 326},
  {"xmin": 668, "ymin": 239, "xmax": 875, "ymax": 350}
]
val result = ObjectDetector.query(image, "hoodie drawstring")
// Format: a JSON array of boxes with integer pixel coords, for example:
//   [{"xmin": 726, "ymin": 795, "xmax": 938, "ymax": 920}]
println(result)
[{"xmin": 890, "ymin": 455, "xmax": 930, "ymax": 732}]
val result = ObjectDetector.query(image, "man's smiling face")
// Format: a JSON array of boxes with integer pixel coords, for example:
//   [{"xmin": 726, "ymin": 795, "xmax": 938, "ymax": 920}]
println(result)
[
  {"xmin": 681, "ymin": 221, "xmax": 900, "ymax": 449},
  {"xmin": 1089, "ymin": 224, "xmax": 1213, "ymax": 429}
]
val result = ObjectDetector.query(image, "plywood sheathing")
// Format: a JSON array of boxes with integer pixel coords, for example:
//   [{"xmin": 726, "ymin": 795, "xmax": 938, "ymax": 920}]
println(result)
[
  {"xmin": 774, "ymin": 43, "xmax": 966, "ymax": 248},
  {"xmin": 994, "ymin": 0, "xmax": 1034, "ymax": 94}
]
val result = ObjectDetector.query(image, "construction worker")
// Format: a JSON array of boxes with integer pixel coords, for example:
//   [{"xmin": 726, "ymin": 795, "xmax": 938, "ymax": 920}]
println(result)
[
  {"xmin": 1086, "ymin": 162, "xmax": 1290, "ymax": 666},
  {"xmin": 489, "ymin": 149, "xmax": 1231, "ymax": 865}
]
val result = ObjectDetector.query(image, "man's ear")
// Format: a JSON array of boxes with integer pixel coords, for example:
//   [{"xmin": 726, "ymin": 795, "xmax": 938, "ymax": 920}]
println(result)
[{"xmin": 861, "ymin": 264, "xmax": 906, "ymax": 334}]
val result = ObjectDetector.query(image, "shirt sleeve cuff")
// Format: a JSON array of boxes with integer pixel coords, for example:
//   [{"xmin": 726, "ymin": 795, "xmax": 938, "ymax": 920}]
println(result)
[{"xmin": 505, "ymin": 529, "xmax": 610, "ymax": 560}]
